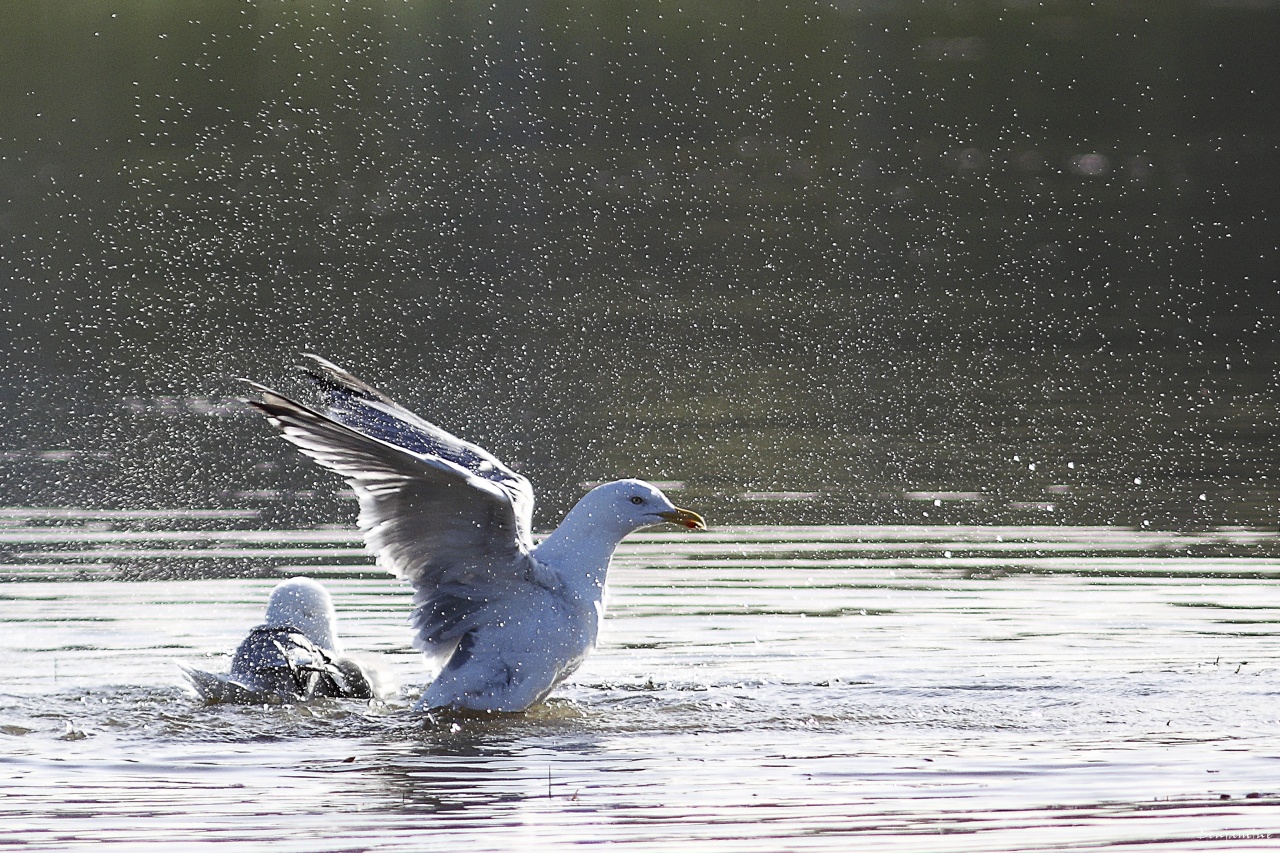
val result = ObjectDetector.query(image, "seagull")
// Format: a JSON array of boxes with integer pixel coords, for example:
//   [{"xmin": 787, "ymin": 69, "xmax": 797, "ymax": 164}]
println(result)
[
  {"xmin": 243, "ymin": 355, "xmax": 706, "ymax": 713},
  {"xmin": 183, "ymin": 576, "xmax": 379, "ymax": 703}
]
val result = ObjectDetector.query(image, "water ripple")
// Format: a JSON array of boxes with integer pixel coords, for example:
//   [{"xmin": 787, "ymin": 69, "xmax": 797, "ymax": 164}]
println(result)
[{"xmin": 2, "ymin": 520, "xmax": 1280, "ymax": 849}]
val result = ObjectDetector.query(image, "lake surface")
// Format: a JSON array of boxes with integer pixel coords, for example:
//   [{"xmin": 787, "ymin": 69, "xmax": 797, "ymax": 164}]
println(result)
[{"xmin": 3, "ymin": 511, "xmax": 1280, "ymax": 850}]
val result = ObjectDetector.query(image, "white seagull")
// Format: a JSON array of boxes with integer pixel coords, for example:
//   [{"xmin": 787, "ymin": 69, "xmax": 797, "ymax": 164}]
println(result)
[
  {"xmin": 244, "ymin": 355, "xmax": 705, "ymax": 713},
  {"xmin": 183, "ymin": 576, "xmax": 379, "ymax": 703}
]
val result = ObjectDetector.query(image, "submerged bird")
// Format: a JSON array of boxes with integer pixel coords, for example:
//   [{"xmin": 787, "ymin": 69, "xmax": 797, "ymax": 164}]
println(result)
[
  {"xmin": 183, "ymin": 576, "xmax": 378, "ymax": 704},
  {"xmin": 244, "ymin": 355, "xmax": 705, "ymax": 712}
]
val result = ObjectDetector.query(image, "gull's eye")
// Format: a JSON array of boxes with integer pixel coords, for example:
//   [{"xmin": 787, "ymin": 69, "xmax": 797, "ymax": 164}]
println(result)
[{"xmin": 629, "ymin": 495, "xmax": 644, "ymax": 505}]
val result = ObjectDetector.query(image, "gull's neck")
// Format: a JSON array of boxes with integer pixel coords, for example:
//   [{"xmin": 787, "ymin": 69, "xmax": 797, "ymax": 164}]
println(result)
[{"xmin": 532, "ymin": 504, "xmax": 632, "ymax": 601}]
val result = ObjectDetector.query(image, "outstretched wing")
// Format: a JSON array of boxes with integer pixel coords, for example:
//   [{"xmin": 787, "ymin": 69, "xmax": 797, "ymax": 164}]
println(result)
[
  {"xmin": 297, "ymin": 354, "xmax": 536, "ymax": 546},
  {"xmin": 245, "ymin": 380, "xmax": 534, "ymax": 591}
]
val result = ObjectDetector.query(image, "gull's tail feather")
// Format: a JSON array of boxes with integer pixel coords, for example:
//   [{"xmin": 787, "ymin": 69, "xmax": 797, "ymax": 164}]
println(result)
[{"xmin": 180, "ymin": 664, "xmax": 276, "ymax": 705}]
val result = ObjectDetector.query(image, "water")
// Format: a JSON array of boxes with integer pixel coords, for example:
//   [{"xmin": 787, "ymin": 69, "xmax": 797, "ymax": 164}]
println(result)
[{"xmin": 3, "ymin": 512, "xmax": 1280, "ymax": 850}]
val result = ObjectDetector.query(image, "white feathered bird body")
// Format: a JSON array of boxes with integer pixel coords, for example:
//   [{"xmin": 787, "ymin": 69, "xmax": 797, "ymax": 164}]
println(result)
[{"xmin": 246, "ymin": 356, "xmax": 704, "ymax": 712}]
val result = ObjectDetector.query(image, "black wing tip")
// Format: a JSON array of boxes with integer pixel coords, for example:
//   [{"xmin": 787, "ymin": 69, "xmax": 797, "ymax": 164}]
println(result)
[
  {"xmin": 238, "ymin": 383, "xmax": 324, "ymax": 426},
  {"xmin": 300, "ymin": 352, "xmax": 340, "ymax": 370},
  {"xmin": 296, "ymin": 353, "xmax": 395, "ymax": 405},
  {"xmin": 236, "ymin": 379, "xmax": 283, "ymax": 418},
  {"xmin": 237, "ymin": 356, "xmax": 392, "ymax": 411},
  {"xmin": 295, "ymin": 353, "xmax": 347, "ymax": 387},
  {"xmin": 237, "ymin": 377, "xmax": 272, "ymax": 394},
  {"xmin": 239, "ymin": 397, "xmax": 274, "ymax": 420}
]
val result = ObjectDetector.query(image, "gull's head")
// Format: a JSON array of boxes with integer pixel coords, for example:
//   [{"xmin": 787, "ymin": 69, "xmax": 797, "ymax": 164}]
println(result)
[
  {"xmin": 262, "ymin": 576, "xmax": 340, "ymax": 652},
  {"xmin": 580, "ymin": 479, "xmax": 707, "ymax": 535}
]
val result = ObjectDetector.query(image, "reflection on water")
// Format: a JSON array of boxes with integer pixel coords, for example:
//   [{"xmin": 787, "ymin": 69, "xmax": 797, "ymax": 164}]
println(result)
[
  {"xmin": 2, "ymin": 515, "xmax": 1280, "ymax": 849},
  {"xmin": 3, "ymin": 3, "xmax": 1279, "ymax": 531}
]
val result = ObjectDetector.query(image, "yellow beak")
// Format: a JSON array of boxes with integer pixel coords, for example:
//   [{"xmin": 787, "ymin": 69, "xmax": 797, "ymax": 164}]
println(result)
[{"xmin": 657, "ymin": 507, "xmax": 707, "ymax": 530}]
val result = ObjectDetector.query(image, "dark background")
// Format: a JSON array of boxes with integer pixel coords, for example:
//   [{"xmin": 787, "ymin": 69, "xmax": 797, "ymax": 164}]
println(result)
[{"xmin": 2, "ymin": 0, "xmax": 1277, "ymax": 529}]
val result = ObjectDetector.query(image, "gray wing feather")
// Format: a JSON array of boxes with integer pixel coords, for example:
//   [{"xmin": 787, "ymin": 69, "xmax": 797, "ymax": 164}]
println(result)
[
  {"xmin": 298, "ymin": 354, "xmax": 536, "ymax": 546},
  {"xmin": 245, "ymin": 385, "xmax": 532, "ymax": 590}
]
